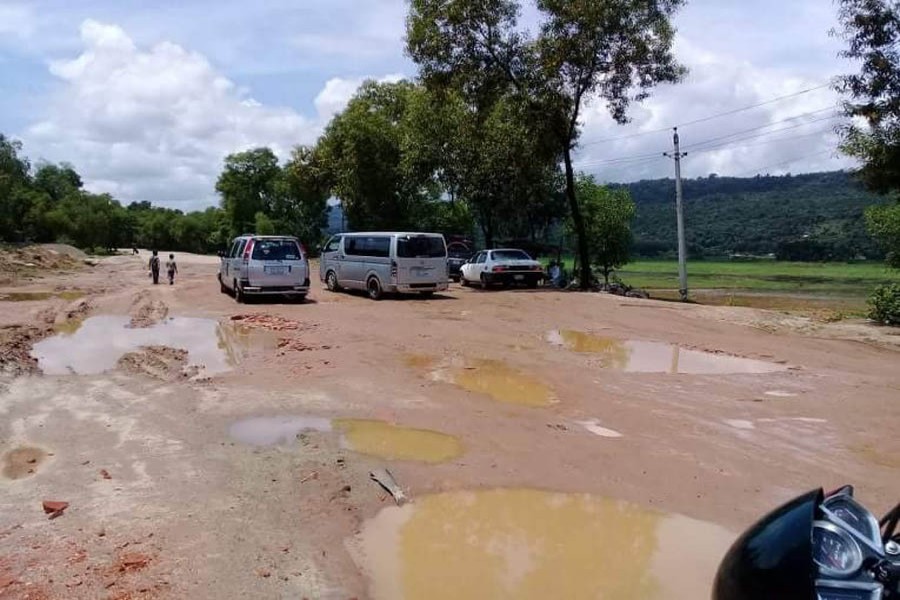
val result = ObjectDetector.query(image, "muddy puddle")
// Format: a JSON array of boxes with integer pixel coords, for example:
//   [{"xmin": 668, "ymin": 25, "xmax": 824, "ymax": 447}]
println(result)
[
  {"xmin": 444, "ymin": 359, "xmax": 554, "ymax": 407},
  {"xmin": 230, "ymin": 416, "xmax": 462, "ymax": 463},
  {"xmin": 547, "ymin": 330, "xmax": 786, "ymax": 374},
  {"xmin": 31, "ymin": 315, "xmax": 268, "ymax": 376},
  {"xmin": 351, "ymin": 488, "xmax": 734, "ymax": 600},
  {"xmin": 335, "ymin": 419, "xmax": 462, "ymax": 463},
  {"xmin": 0, "ymin": 290, "xmax": 84, "ymax": 302},
  {"xmin": 228, "ymin": 416, "xmax": 332, "ymax": 446},
  {"xmin": 2, "ymin": 446, "xmax": 49, "ymax": 479}
]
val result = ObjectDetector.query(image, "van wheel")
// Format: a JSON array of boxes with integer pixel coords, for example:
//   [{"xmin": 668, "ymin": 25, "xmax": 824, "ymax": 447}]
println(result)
[
  {"xmin": 326, "ymin": 271, "xmax": 340, "ymax": 292},
  {"xmin": 367, "ymin": 277, "xmax": 383, "ymax": 301},
  {"xmin": 420, "ymin": 291, "xmax": 434, "ymax": 298},
  {"xmin": 234, "ymin": 281, "xmax": 245, "ymax": 304},
  {"xmin": 219, "ymin": 274, "xmax": 228, "ymax": 294}
]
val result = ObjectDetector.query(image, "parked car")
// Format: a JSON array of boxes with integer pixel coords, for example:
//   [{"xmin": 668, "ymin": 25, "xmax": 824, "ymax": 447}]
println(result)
[
  {"xmin": 459, "ymin": 248, "xmax": 544, "ymax": 288},
  {"xmin": 319, "ymin": 232, "xmax": 449, "ymax": 300},
  {"xmin": 218, "ymin": 235, "xmax": 310, "ymax": 303},
  {"xmin": 447, "ymin": 242, "xmax": 474, "ymax": 282}
]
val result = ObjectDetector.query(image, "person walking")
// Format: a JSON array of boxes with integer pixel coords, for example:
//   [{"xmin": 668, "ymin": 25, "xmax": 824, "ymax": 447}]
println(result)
[
  {"xmin": 148, "ymin": 250, "xmax": 160, "ymax": 285},
  {"xmin": 166, "ymin": 254, "xmax": 178, "ymax": 285}
]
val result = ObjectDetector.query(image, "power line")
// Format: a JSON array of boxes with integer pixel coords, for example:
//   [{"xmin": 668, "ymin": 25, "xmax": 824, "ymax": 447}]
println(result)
[
  {"xmin": 682, "ymin": 109, "xmax": 840, "ymax": 151},
  {"xmin": 579, "ymin": 83, "xmax": 832, "ymax": 146},
  {"xmin": 687, "ymin": 127, "xmax": 839, "ymax": 156}
]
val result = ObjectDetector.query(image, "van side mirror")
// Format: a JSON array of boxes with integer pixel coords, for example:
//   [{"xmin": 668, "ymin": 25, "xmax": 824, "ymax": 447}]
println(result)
[{"xmin": 217, "ymin": 250, "xmax": 225, "ymax": 258}]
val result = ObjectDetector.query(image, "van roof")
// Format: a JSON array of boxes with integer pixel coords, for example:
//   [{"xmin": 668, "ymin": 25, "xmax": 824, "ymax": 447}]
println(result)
[
  {"xmin": 340, "ymin": 232, "xmax": 444, "ymax": 237},
  {"xmin": 234, "ymin": 235, "xmax": 299, "ymax": 240}
]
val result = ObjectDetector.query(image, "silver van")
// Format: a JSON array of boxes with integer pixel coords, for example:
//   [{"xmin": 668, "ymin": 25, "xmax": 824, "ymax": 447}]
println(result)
[
  {"xmin": 218, "ymin": 235, "xmax": 310, "ymax": 303},
  {"xmin": 319, "ymin": 232, "xmax": 449, "ymax": 300}
]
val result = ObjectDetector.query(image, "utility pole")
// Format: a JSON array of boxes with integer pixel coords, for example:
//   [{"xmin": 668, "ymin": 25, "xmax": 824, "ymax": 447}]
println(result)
[{"xmin": 664, "ymin": 127, "xmax": 689, "ymax": 301}]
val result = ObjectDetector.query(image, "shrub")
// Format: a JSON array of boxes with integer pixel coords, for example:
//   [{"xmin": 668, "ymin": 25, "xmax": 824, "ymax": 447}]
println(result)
[{"xmin": 867, "ymin": 283, "xmax": 900, "ymax": 325}]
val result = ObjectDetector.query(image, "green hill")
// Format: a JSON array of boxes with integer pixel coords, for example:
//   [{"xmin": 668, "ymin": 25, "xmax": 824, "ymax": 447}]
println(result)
[{"xmin": 617, "ymin": 171, "xmax": 890, "ymax": 260}]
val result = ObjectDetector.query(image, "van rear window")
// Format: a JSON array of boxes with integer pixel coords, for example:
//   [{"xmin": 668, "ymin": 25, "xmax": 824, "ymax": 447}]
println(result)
[
  {"xmin": 251, "ymin": 239, "xmax": 302, "ymax": 261},
  {"xmin": 397, "ymin": 236, "xmax": 446, "ymax": 258}
]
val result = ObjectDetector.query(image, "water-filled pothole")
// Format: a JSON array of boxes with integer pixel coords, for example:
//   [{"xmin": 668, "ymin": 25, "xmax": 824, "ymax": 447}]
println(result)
[
  {"xmin": 352, "ymin": 488, "xmax": 734, "ymax": 600},
  {"xmin": 335, "ymin": 419, "xmax": 462, "ymax": 463},
  {"xmin": 31, "ymin": 315, "xmax": 265, "ymax": 376},
  {"xmin": 2, "ymin": 446, "xmax": 48, "ymax": 479},
  {"xmin": 445, "ymin": 359, "xmax": 554, "ymax": 407},
  {"xmin": 0, "ymin": 290, "xmax": 84, "ymax": 302},
  {"xmin": 547, "ymin": 330, "xmax": 786, "ymax": 374},
  {"xmin": 229, "ymin": 416, "xmax": 462, "ymax": 463}
]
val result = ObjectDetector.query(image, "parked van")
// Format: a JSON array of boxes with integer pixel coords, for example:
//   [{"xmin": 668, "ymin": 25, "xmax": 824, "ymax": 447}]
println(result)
[
  {"xmin": 218, "ymin": 235, "xmax": 310, "ymax": 303},
  {"xmin": 319, "ymin": 232, "xmax": 449, "ymax": 300}
]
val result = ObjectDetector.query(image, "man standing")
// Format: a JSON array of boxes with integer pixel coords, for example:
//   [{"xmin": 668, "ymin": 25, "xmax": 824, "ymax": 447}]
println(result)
[
  {"xmin": 148, "ymin": 250, "xmax": 160, "ymax": 285},
  {"xmin": 166, "ymin": 254, "xmax": 178, "ymax": 285}
]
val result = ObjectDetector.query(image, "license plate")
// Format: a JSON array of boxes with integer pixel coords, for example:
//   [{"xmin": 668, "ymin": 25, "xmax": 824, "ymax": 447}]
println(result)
[
  {"xmin": 264, "ymin": 266, "xmax": 287, "ymax": 275},
  {"xmin": 514, "ymin": 274, "xmax": 524, "ymax": 281},
  {"xmin": 412, "ymin": 268, "xmax": 432, "ymax": 277}
]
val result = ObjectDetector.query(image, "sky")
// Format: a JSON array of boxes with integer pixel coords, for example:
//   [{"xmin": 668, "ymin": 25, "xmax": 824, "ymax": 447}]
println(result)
[{"xmin": 0, "ymin": 0, "xmax": 858, "ymax": 210}]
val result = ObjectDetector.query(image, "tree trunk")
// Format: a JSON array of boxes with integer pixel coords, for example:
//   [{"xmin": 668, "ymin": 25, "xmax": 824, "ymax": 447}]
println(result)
[{"xmin": 563, "ymin": 147, "xmax": 591, "ymax": 290}]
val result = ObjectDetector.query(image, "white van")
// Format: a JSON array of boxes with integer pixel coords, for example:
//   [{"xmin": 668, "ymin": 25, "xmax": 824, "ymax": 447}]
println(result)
[{"xmin": 319, "ymin": 232, "xmax": 449, "ymax": 300}]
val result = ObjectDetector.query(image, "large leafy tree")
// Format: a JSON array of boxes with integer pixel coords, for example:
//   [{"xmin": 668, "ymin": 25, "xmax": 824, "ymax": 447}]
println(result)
[
  {"xmin": 834, "ymin": 0, "xmax": 900, "ymax": 269},
  {"xmin": 216, "ymin": 147, "xmax": 281, "ymax": 237},
  {"xmin": 572, "ymin": 174, "xmax": 636, "ymax": 285},
  {"xmin": 274, "ymin": 146, "xmax": 330, "ymax": 247},
  {"xmin": 407, "ymin": 0, "xmax": 685, "ymax": 288},
  {"xmin": 317, "ymin": 80, "xmax": 424, "ymax": 231}
]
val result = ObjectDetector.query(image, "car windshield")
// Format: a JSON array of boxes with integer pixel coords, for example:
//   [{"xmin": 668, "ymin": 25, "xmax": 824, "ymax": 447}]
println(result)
[
  {"xmin": 397, "ymin": 236, "xmax": 446, "ymax": 258},
  {"xmin": 491, "ymin": 250, "xmax": 531, "ymax": 261},
  {"xmin": 251, "ymin": 239, "xmax": 302, "ymax": 261}
]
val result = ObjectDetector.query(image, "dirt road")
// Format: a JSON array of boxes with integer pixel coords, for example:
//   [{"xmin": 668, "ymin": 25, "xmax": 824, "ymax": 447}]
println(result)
[{"xmin": 1, "ymin": 251, "xmax": 898, "ymax": 599}]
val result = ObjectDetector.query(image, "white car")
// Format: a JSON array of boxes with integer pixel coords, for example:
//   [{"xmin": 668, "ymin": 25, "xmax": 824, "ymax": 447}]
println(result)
[{"xmin": 459, "ymin": 249, "xmax": 544, "ymax": 288}]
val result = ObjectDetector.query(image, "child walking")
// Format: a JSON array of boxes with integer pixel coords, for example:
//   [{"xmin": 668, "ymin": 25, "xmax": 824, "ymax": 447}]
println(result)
[{"xmin": 166, "ymin": 254, "xmax": 178, "ymax": 285}]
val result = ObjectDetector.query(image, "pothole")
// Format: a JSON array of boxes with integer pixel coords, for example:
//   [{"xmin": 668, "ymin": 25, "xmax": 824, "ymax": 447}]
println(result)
[
  {"xmin": 0, "ymin": 290, "xmax": 85, "ymax": 302},
  {"xmin": 351, "ymin": 488, "xmax": 734, "ymax": 600},
  {"xmin": 439, "ymin": 359, "xmax": 555, "ymax": 407},
  {"xmin": 31, "ymin": 315, "xmax": 268, "ymax": 376},
  {"xmin": 228, "ymin": 416, "xmax": 333, "ymax": 446},
  {"xmin": 2, "ymin": 446, "xmax": 49, "ymax": 479},
  {"xmin": 334, "ymin": 419, "xmax": 462, "ymax": 463},
  {"xmin": 547, "ymin": 330, "xmax": 787, "ymax": 374}
]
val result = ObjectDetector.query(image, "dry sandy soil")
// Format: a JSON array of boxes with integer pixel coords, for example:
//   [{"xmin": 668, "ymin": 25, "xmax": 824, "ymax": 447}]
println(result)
[{"xmin": 0, "ymin": 249, "xmax": 898, "ymax": 599}]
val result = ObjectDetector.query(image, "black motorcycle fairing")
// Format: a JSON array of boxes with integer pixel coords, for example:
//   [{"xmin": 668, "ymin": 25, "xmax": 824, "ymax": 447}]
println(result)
[{"xmin": 713, "ymin": 489, "xmax": 824, "ymax": 600}]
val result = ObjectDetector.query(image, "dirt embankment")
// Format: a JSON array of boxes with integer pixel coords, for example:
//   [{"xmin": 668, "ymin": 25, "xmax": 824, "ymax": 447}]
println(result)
[{"xmin": 0, "ymin": 245, "xmax": 88, "ymax": 285}]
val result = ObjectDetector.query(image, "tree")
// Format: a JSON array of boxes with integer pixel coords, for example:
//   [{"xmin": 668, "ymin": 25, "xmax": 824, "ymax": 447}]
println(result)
[
  {"xmin": 275, "ymin": 146, "xmax": 330, "ymax": 247},
  {"xmin": 33, "ymin": 163, "xmax": 83, "ymax": 203},
  {"xmin": 407, "ymin": 0, "xmax": 685, "ymax": 288},
  {"xmin": 0, "ymin": 134, "xmax": 33, "ymax": 242},
  {"xmin": 572, "ymin": 174, "xmax": 635, "ymax": 285},
  {"xmin": 216, "ymin": 148, "xmax": 281, "ymax": 237},
  {"xmin": 834, "ymin": 0, "xmax": 900, "ymax": 193},
  {"xmin": 867, "ymin": 203, "xmax": 900, "ymax": 267}
]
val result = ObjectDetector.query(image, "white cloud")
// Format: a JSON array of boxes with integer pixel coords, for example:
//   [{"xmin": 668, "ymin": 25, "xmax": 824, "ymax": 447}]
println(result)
[
  {"xmin": 21, "ymin": 19, "xmax": 403, "ymax": 210},
  {"xmin": 573, "ymin": 36, "xmax": 855, "ymax": 182},
  {"xmin": 313, "ymin": 73, "xmax": 405, "ymax": 120},
  {"xmin": 25, "ymin": 20, "xmax": 316, "ymax": 208}
]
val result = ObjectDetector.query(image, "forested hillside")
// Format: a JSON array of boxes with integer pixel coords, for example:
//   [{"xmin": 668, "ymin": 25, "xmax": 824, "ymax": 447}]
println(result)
[{"xmin": 620, "ymin": 171, "xmax": 888, "ymax": 260}]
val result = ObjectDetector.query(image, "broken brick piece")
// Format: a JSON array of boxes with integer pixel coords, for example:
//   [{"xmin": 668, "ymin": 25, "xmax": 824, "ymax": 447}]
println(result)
[
  {"xmin": 99, "ymin": 469, "xmax": 112, "ymax": 480},
  {"xmin": 42, "ymin": 500, "xmax": 69, "ymax": 514}
]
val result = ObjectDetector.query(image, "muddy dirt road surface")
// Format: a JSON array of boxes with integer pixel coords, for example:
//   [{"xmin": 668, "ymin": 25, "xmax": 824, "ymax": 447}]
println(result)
[{"xmin": 1, "ymin": 251, "xmax": 898, "ymax": 599}]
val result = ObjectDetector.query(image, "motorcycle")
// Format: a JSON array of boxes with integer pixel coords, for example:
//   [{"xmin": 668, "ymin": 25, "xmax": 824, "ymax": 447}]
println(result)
[{"xmin": 713, "ymin": 485, "xmax": 900, "ymax": 599}]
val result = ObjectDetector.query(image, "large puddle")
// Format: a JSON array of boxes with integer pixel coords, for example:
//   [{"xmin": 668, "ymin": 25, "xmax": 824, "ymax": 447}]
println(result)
[
  {"xmin": 335, "ymin": 419, "xmax": 462, "ymax": 463},
  {"xmin": 547, "ymin": 330, "xmax": 786, "ymax": 374},
  {"xmin": 0, "ymin": 290, "xmax": 84, "ymax": 302},
  {"xmin": 31, "ymin": 315, "xmax": 260, "ymax": 376},
  {"xmin": 229, "ymin": 416, "xmax": 463, "ymax": 463},
  {"xmin": 352, "ymin": 489, "xmax": 734, "ymax": 600},
  {"xmin": 447, "ymin": 359, "xmax": 554, "ymax": 407}
]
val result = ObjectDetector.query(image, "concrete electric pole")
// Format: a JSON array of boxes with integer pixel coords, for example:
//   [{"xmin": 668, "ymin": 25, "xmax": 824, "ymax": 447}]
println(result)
[{"xmin": 664, "ymin": 127, "xmax": 689, "ymax": 301}]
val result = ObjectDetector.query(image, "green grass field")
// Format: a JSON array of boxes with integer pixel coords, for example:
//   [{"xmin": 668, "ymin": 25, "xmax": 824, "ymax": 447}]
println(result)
[{"xmin": 549, "ymin": 258, "xmax": 900, "ymax": 314}]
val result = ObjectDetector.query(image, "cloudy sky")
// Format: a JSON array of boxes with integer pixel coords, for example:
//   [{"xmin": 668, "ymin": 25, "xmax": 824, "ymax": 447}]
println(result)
[{"xmin": 0, "ymin": 0, "xmax": 857, "ymax": 210}]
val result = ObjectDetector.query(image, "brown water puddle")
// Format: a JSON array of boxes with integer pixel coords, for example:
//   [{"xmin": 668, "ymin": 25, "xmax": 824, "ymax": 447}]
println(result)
[
  {"xmin": 547, "ymin": 330, "xmax": 786, "ymax": 374},
  {"xmin": 0, "ymin": 290, "xmax": 84, "ymax": 302},
  {"xmin": 2, "ymin": 446, "xmax": 49, "ymax": 479},
  {"xmin": 403, "ymin": 354, "xmax": 438, "ymax": 369},
  {"xmin": 334, "ymin": 419, "xmax": 462, "ymax": 463},
  {"xmin": 32, "ymin": 315, "xmax": 269, "ymax": 376},
  {"xmin": 351, "ymin": 488, "xmax": 734, "ymax": 600},
  {"xmin": 447, "ymin": 359, "xmax": 554, "ymax": 407},
  {"xmin": 853, "ymin": 443, "xmax": 900, "ymax": 469}
]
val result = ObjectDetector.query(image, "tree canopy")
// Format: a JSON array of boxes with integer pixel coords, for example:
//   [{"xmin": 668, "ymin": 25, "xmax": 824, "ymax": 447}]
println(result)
[{"xmin": 406, "ymin": 0, "xmax": 686, "ymax": 287}]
